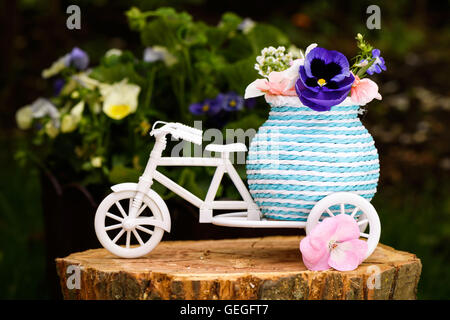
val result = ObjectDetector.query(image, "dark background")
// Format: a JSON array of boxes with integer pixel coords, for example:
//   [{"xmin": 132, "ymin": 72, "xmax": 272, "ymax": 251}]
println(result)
[{"xmin": 0, "ymin": 0, "xmax": 449, "ymax": 299}]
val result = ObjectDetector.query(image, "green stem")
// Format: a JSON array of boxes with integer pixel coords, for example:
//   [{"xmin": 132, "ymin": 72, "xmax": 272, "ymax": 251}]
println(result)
[{"xmin": 356, "ymin": 58, "xmax": 376, "ymax": 78}]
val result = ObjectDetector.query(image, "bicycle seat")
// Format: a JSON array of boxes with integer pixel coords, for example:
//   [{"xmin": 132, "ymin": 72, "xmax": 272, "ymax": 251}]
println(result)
[{"xmin": 205, "ymin": 143, "xmax": 247, "ymax": 153}]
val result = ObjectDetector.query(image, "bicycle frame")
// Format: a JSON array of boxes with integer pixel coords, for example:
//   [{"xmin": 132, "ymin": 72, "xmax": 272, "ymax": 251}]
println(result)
[{"xmin": 128, "ymin": 131, "xmax": 261, "ymax": 223}]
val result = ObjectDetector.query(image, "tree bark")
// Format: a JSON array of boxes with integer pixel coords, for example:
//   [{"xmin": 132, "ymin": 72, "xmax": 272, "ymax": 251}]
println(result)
[{"xmin": 55, "ymin": 236, "xmax": 421, "ymax": 300}]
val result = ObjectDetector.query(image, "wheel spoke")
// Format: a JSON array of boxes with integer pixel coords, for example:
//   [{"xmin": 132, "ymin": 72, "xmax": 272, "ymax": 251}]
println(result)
[
  {"xmin": 326, "ymin": 208, "xmax": 335, "ymax": 217},
  {"xmin": 106, "ymin": 212, "xmax": 123, "ymax": 222},
  {"xmin": 340, "ymin": 203, "xmax": 345, "ymax": 215},
  {"xmin": 115, "ymin": 201, "xmax": 128, "ymax": 219},
  {"xmin": 357, "ymin": 219, "xmax": 369, "ymax": 226},
  {"xmin": 132, "ymin": 229, "xmax": 145, "ymax": 246},
  {"xmin": 126, "ymin": 231, "xmax": 131, "ymax": 248},
  {"xmin": 136, "ymin": 225, "xmax": 153, "ymax": 235},
  {"xmin": 105, "ymin": 223, "xmax": 122, "ymax": 231},
  {"xmin": 136, "ymin": 204, "xmax": 148, "ymax": 217},
  {"xmin": 350, "ymin": 206, "xmax": 360, "ymax": 218},
  {"xmin": 360, "ymin": 232, "xmax": 370, "ymax": 238},
  {"xmin": 112, "ymin": 229, "xmax": 125, "ymax": 244}
]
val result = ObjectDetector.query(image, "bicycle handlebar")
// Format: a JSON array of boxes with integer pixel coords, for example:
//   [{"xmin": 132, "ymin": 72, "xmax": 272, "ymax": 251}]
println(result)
[{"xmin": 150, "ymin": 121, "xmax": 203, "ymax": 145}]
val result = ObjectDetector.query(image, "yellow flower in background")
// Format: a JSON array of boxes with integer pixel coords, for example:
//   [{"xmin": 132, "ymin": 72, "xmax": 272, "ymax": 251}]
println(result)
[
  {"xmin": 90, "ymin": 156, "xmax": 103, "ymax": 168},
  {"xmin": 15, "ymin": 106, "xmax": 33, "ymax": 129},
  {"xmin": 100, "ymin": 79, "xmax": 140, "ymax": 120},
  {"xmin": 45, "ymin": 121, "xmax": 59, "ymax": 138},
  {"xmin": 41, "ymin": 55, "xmax": 69, "ymax": 79},
  {"xmin": 61, "ymin": 115, "xmax": 77, "ymax": 133},
  {"xmin": 61, "ymin": 101, "xmax": 85, "ymax": 133},
  {"xmin": 138, "ymin": 120, "xmax": 151, "ymax": 136},
  {"xmin": 105, "ymin": 48, "xmax": 123, "ymax": 58}
]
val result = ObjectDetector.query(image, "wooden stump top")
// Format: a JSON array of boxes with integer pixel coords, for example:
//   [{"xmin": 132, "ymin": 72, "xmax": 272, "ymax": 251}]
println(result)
[{"xmin": 56, "ymin": 236, "xmax": 421, "ymax": 300}]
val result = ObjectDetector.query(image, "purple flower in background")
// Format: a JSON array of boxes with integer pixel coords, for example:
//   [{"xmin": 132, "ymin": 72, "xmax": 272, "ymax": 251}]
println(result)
[
  {"xmin": 189, "ymin": 98, "xmax": 222, "ymax": 116},
  {"xmin": 217, "ymin": 92, "xmax": 244, "ymax": 112},
  {"xmin": 362, "ymin": 49, "xmax": 386, "ymax": 75},
  {"xmin": 67, "ymin": 47, "xmax": 89, "ymax": 70},
  {"xmin": 295, "ymin": 47, "xmax": 355, "ymax": 111},
  {"xmin": 53, "ymin": 78, "xmax": 65, "ymax": 96}
]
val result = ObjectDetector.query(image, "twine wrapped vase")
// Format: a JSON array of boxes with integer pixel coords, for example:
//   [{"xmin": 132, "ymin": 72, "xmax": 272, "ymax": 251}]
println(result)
[{"xmin": 246, "ymin": 95, "xmax": 380, "ymax": 221}]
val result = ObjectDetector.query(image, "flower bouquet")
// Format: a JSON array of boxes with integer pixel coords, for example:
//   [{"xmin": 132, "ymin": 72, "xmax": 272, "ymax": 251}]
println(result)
[{"xmin": 244, "ymin": 34, "xmax": 385, "ymax": 222}]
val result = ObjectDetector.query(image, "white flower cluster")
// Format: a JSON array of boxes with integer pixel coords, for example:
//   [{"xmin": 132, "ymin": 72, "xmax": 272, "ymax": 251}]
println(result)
[{"xmin": 254, "ymin": 46, "xmax": 294, "ymax": 78}]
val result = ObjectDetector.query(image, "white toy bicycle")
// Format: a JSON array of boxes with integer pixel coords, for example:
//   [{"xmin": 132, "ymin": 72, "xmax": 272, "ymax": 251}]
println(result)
[{"xmin": 95, "ymin": 121, "xmax": 381, "ymax": 259}]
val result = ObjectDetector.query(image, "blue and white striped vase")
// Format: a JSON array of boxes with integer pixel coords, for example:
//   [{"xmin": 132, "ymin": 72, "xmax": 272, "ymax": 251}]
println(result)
[{"xmin": 246, "ymin": 95, "xmax": 380, "ymax": 221}]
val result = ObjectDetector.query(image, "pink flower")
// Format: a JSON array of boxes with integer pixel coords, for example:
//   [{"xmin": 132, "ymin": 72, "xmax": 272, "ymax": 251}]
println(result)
[
  {"xmin": 350, "ymin": 74, "xmax": 382, "ymax": 106},
  {"xmin": 253, "ymin": 72, "xmax": 297, "ymax": 96},
  {"xmin": 300, "ymin": 214, "xmax": 368, "ymax": 271},
  {"xmin": 244, "ymin": 59, "xmax": 303, "ymax": 99}
]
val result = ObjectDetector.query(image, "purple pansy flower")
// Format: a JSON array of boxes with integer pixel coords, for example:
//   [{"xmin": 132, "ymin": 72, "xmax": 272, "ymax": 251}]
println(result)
[
  {"xmin": 295, "ymin": 47, "xmax": 355, "ymax": 111},
  {"xmin": 67, "ymin": 47, "xmax": 89, "ymax": 70},
  {"xmin": 217, "ymin": 92, "xmax": 244, "ymax": 112},
  {"xmin": 189, "ymin": 98, "xmax": 222, "ymax": 116},
  {"xmin": 362, "ymin": 49, "xmax": 386, "ymax": 75}
]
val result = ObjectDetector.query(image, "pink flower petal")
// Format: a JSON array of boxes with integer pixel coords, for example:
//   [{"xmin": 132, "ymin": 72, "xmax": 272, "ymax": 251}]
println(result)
[
  {"xmin": 309, "ymin": 216, "xmax": 338, "ymax": 248},
  {"xmin": 300, "ymin": 236, "xmax": 328, "ymax": 265},
  {"xmin": 303, "ymin": 250, "xmax": 331, "ymax": 271},
  {"xmin": 328, "ymin": 239, "xmax": 368, "ymax": 271},
  {"xmin": 254, "ymin": 79, "xmax": 270, "ymax": 91},
  {"xmin": 350, "ymin": 77, "xmax": 381, "ymax": 106},
  {"xmin": 268, "ymin": 71, "xmax": 285, "ymax": 83},
  {"xmin": 331, "ymin": 214, "xmax": 361, "ymax": 242}
]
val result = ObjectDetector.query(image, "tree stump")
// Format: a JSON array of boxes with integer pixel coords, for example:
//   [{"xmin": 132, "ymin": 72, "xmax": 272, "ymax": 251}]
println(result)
[{"xmin": 55, "ymin": 236, "xmax": 421, "ymax": 300}]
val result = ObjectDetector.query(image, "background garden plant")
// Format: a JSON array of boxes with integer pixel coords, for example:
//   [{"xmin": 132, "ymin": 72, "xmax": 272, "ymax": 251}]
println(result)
[
  {"xmin": 0, "ymin": 0, "xmax": 449, "ymax": 299},
  {"xmin": 15, "ymin": 7, "xmax": 292, "ymax": 199}
]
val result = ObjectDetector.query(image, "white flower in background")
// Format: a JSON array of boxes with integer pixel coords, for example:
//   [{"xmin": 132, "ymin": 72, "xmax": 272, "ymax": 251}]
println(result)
[
  {"xmin": 238, "ymin": 18, "xmax": 256, "ymax": 34},
  {"xmin": 72, "ymin": 72, "xmax": 101, "ymax": 90},
  {"xmin": 42, "ymin": 47, "xmax": 89, "ymax": 79},
  {"xmin": 100, "ymin": 79, "xmax": 141, "ymax": 120},
  {"xmin": 105, "ymin": 48, "xmax": 123, "ymax": 58},
  {"xmin": 90, "ymin": 156, "xmax": 103, "ymax": 168},
  {"xmin": 61, "ymin": 101, "xmax": 85, "ymax": 133},
  {"xmin": 42, "ymin": 55, "xmax": 70, "ymax": 79},
  {"xmin": 92, "ymin": 102, "xmax": 102, "ymax": 114},
  {"xmin": 16, "ymin": 98, "xmax": 62, "ymax": 130},
  {"xmin": 15, "ymin": 106, "xmax": 33, "ymax": 130},
  {"xmin": 143, "ymin": 46, "xmax": 178, "ymax": 67},
  {"xmin": 30, "ymin": 98, "xmax": 60, "ymax": 128},
  {"xmin": 45, "ymin": 121, "xmax": 59, "ymax": 138}
]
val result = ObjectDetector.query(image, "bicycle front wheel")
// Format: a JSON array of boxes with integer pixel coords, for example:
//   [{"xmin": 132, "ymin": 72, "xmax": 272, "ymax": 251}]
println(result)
[{"xmin": 94, "ymin": 190, "xmax": 165, "ymax": 258}]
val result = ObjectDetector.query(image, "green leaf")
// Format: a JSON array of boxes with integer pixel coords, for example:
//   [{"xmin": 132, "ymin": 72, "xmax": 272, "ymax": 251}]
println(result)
[
  {"xmin": 177, "ymin": 167, "xmax": 208, "ymax": 199},
  {"xmin": 89, "ymin": 63, "xmax": 146, "ymax": 87},
  {"xmin": 109, "ymin": 165, "xmax": 141, "ymax": 184},
  {"xmin": 220, "ymin": 57, "xmax": 258, "ymax": 94},
  {"xmin": 246, "ymin": 24, "xmax": 290, "ymax": 53}
]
